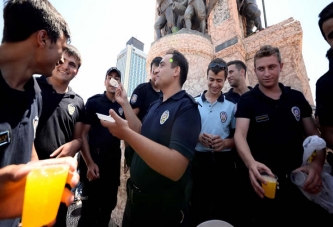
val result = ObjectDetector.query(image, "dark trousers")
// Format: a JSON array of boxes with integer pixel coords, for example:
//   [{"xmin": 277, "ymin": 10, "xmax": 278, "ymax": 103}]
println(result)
[
  {"xmin": 122, "ymin": 179, "xmax": 185, "ymax": 227},
  {"xmin": 53, "ymin": 203, "xmax": 68, "ymax": 227},
  {"xmin": 189, "ymin": 151, "xmax": 239, "ymax": 227},
  {"xmin": 77, "ymin": 150, "xmax": 120, "ymax": 227}
]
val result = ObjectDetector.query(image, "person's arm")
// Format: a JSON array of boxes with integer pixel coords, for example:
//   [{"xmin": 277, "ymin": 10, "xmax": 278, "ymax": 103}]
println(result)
[
  {"xmin": 132, "ymin": 108, "xmax": 140, "ymax": 116},
  {"xmin": 115, "ymin": 83, "xmax": 142, "ymax": 133},
  {"xmin": 31, "ymin": 143, "xmax": 39, "ymax": 161},
  {"xmin": 80, "ymin": 124, "xmax": 99, "ymax": 181},
  {"xmin": 321, "ymin": 126, "xmax": 333, "ymax": 149},
  {"xmin": 0, "ymin": 157, "xmax": 79, "ymax": 219},
  {"xmin": 101, "ymin": 105, "xmax": 199, "ymax": 181},
  {"xmin": 49, "ymin": 122, "xmax": 83, "ymax": 158}
]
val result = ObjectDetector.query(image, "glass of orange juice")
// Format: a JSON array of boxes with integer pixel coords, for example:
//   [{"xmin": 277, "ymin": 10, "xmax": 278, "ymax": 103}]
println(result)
[
  {"xmin": 22, "ymin": 163, "xmax": 69, "ymax": 227},
  {"xmin": 261, "ymin": 174, "xmax": 278, "ymax": 199}
]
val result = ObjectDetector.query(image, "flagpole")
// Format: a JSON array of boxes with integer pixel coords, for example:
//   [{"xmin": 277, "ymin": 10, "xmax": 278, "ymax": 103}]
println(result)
[{"xmin": 262, "ymin": 0, "xmax": 268, "ymax": 28}]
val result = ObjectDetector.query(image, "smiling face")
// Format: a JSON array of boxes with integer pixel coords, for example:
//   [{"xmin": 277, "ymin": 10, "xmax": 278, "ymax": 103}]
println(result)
[
  {"xmin": 51, "ymin": 51, "xmax": 79, "ymax": 84},
  {"xmin": 207, "ymin": 69, "xmax": 225, "ymax": 96},
  {"xmin": 323, "ymin": 18, "xmax": 333, "ymax": 48},
  {"xmin": 254, "ymin": 55, "xmax": 283, "ymax": 89},
  {"xmin": 154, "ymin": 54, "xmax": 177, "ymax": 90}
]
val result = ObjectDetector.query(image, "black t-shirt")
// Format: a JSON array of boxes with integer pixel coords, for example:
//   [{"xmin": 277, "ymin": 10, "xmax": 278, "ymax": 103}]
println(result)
[
  {"xmin": 225, "ymin": 86, "xmax": 252, "ymax": 104},
  {"xmin": 83, "ymin": 92, "xmax": 125, "ymax": 153},
  {"xmin": 130, "ymin": 80, "xmax": 162, "ymax": 121},
  {"xmin": 316, "ymin": 62, "xmax": 333, "ymax": 126},
  {"xmin": 0, "ymin": 73, "xmax": 42, "ymax": 227},
  {"xmin": 34, "ymin": 76, "xmax": 86, "ymax": 160},
  {"xmin": 130, "ymin": 90, "xmax": 201, "ymax": 193},
  {"xmin": 235, "ymin": 83, "xmax": 312, "ymax": 176},
  {"xmin": 0, "ymin": 73, "xmax": 42, "ymax": 167}
]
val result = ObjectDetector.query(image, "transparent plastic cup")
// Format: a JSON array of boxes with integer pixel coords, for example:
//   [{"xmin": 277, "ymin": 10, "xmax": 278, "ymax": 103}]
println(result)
[
  {"xmin": 290, "ymin": 171, "xmax": 308, "ymax": 187},
  {"xmin": 22, "ymin": 164, "xmax": 69, "ymax": 227}
]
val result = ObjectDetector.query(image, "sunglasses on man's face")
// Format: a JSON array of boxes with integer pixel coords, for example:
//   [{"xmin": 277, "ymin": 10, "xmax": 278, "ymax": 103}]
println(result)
[{"xmin": 209, "ymin": 62, "xmax": 227, "ymax": 70}]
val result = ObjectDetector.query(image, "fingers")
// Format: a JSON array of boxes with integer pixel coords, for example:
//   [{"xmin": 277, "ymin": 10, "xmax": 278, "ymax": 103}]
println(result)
[
  {"xmin": 304, "ymin": 170, "xmax": 321, "ymax": 194},
  {"xmin": 49, "ymin": 147, "xmax": 62, "ymax": 158},
  {"xmin": 249, "ymin": 170, "xmax": 265, "ymax": 198},
  {"xmin": 109, "ymin": 109, "xmax": 122, "ymax": 121},
  {"xmin": 61, "ymin": 188, "xmax": 74, "ymax": 206}
]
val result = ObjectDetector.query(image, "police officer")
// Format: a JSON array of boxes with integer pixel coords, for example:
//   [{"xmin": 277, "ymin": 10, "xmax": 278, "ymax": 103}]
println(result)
[
  {"xmin": 101, "ymin": 50, "xmax": 201, "ymax": 227},
  {"xmin": 34, "ymin": 45, "xmax": 85, "ymax": 227},
  {"xmin": 234, "ymin": 45, "xmax": 329, "ymax": 226},
  {"xmin": 78, "ymin": 67, "xmax": 125, "ymax": 227},
  {"xmin": 124, "ymin": 56, "xmax": 162, "ymax": 168},
  {"xmin": 316, "ymin": 2, "xmax": 333, "ymax": 150},
  {"xmin": 225, "ymin": 60, "xmax": 251, "ymax": 103},
  {"xmin": 190, "ymin": 58, "xmax": 237, "ymax": 226},
  {"xmin": 0, "ymin": 1, "xmax": 78, "ymax": 226}
]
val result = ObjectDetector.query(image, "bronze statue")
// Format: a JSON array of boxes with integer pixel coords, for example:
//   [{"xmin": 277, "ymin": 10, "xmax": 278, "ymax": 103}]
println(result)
[
  {"xmin": 181, "ymin": 0, "xmax": 207, "ymax": 33},
  {"xmin": 237, "ymin": 0, "xmax": 263, "ymax": 36},
  {"xmin": 155, "ymin": 0, "xmax": 178, "ymax": 40}
]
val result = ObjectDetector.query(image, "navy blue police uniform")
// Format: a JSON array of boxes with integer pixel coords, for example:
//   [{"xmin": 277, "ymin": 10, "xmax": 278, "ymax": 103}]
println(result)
[
  {"xmin": 235, "ymin": 83, "xmax": 330, "ymax": 227},
  {"xmin": 122, "ymin": 90, "xmax": 201, "ymax": 227},
  {"xmin": 77, "ymin": 92, "xmax": 125, "ymax": 227},
  {"xmin": 34, "ymin": 76, "xmax": 86, "ymax": 227},
  {"xmin": 0, "ymin": 72, "xmax": 42, "ymax": 227}
]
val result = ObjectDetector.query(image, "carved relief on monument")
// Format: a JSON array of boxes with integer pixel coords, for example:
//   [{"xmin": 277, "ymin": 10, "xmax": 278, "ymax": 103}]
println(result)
[{"xmin": 212, "ymin": 0, "xmax": 229, "ymax": 25}]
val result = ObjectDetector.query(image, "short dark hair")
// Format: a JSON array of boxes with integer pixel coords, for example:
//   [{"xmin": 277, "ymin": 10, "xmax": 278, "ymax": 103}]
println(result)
[
  {"xmin": 150, "ymin": 56, "xmax": 162, "ymax": 71},
  {"xmin": 165, "ymin": 49, "xmax": 188, "ymax": 87},
  {"xmin": 227, "ymin": 60, "xmax": 247, "ymax": 76},
  {"xmin": 319, "ymin": 2, "xmax": 333, "ymax": 40},
  {"xmin": 2, "ymin": 0, "xmax": 70, "ymax": 43},
  {"xmin": 254, "ymin": 45, "xmax": 281, "ymax": 67},
  {"xmin": 207, "ymin": 58, "xmax": 228, "ymax": 79},
  {"xmin": 64, "ymin": 45, "xmax": 82, "ymax": 69}
]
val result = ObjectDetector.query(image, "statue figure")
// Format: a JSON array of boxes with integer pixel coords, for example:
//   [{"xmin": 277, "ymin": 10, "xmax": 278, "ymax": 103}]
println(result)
[
  {"xmin": 178, "ymin": 0, "xmax": 207, "ymax": 34},
  {"xmin": 237, "ymin": 0, "xmax": 263, "ymax": 36},
  {"xmin": 155, "ymin": 0, "xmax": 178, "ymax": 40}
]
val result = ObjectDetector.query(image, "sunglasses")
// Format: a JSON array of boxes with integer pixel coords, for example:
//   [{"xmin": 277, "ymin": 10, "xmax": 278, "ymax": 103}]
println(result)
[{"xmin": 208, "ymin": 62, "xmax": 227, "ymax": 70}]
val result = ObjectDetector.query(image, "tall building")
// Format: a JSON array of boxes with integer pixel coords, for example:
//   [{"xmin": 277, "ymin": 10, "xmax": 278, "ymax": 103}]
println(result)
[{"xmin": 116, "ymin": 37, "xmax": 147, "ymax": 98}]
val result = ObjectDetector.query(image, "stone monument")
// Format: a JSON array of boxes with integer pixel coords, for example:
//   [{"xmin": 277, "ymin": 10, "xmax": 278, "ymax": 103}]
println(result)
[{"xmin": 110, "ymin": 0, "xmax": 314, "ymax": 225}]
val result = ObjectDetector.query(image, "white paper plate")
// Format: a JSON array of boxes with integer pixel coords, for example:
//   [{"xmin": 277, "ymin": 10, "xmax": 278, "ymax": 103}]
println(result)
[{"xmin": 96, "ymin": 113, "xmax": 115, "ymax": 122}]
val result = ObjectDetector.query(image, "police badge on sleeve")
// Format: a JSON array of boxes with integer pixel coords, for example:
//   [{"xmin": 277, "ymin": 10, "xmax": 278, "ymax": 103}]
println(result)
[{"xmin": 160, "ymin": 110, "xmax": 169, "ymax": 125}]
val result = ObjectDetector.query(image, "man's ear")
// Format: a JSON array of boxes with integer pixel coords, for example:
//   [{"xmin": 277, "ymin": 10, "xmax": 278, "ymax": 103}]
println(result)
[
  {"xmin": 174, "ymin": 65, "xmax": 180, "ymax": 78},
  {"xmin": 280, "ymin": 62, "xmax": 284, "ymax": 71},
  {"xmin": 36, "ymin": 30, "xmax": 48, "ymax": 47}
]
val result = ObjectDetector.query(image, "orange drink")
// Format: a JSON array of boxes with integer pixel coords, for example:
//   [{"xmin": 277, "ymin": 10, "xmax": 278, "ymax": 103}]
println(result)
[
  {"xmin": 261, "ymin": 175, "xmax": 278, "ymax": 199},
  {"xmin": 22, "ymin": 164, "xmax": 69, "ymax": 227}
]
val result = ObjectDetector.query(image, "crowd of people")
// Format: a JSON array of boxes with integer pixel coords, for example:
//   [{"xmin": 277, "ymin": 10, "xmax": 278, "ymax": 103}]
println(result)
[{"xmin": 1, "ymin": 0, "xmax": 333, "ymax": 227}]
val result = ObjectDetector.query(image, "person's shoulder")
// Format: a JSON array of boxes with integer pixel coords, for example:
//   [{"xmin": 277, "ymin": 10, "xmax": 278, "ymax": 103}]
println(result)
[
  {"xmin": 184, "ymin": 92, "xmax": 200, "ymax": 105},
  {"xmin": 87, "ymin": 94, "xmax": 103, "ymax": 103},
  {"xmin": 316, "ymin": 71, "xmax": 332, "ymax": 88},
  {"xmin": 133, "ymin": 82, "xmax": 149, "ymax": 92}
]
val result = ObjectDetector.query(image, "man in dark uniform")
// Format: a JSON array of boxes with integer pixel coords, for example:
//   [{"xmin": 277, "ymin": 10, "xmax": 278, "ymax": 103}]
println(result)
[
  {"xmin": 101, "ymin": 50, "xmax": 201, "ymax": 227},
  {"xmin": 0, "ymin": 1, "xmax": 79, "ymax": 226},
  {"xmin": 124, "ymin": 56, "xmax": 162, "ymax": 168},
  {"xmin": 234, "ymin": 45, "xmax": 329, "ymax": 226},
  {"xmin": 225, "ymin": 60, "xmax": 251, "ymax": 103},
  {"xmin": 34, "ymin": 45, "xmax": 85, "ymax": 227},
  {"xmin": 317, "ymin": 2, "xmax": 333, "ymax": 150},
  {"xmin": 77, "ymin": 67, "xmax": 124, "ymax": 227}
]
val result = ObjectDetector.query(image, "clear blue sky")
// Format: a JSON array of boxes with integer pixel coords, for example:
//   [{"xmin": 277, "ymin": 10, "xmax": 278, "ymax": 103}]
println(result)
[{"xmin": 0, "ymin": 0, "xmax": 331, "ymax": 104}]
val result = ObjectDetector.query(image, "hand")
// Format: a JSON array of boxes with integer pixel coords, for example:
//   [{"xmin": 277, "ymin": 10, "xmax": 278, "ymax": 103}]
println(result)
[
  {"xmin": 211, "ymin": 135, "xmax": 225, "ymax": 152},
  {"xmin": 248, "ymin": 161, "xmax": 274, "ymax": 198},
  {"xmin": 0, "ymin": 157, "xmax": 79, "ymax": 219},
  {"xmin": 50, "ymin": 140, "xmax": 81, "ymax": 158},
  {"xmin": 294, "ymin": 164, "xmax": 322, "ymax": 194},
  {"xmin": 86, "ymin": 162, "xmax": 99, "ymax": 181},
  {"xmin": 100, "ymin": 109, "xmax": 131, "ymax": 140},
  {"xmin": 115, "ymin": 83, "xmax": 128, "ymax": 107},
  {"xmin": 198, "ymin": 133, "xmax": 213, "ymax": 148}
]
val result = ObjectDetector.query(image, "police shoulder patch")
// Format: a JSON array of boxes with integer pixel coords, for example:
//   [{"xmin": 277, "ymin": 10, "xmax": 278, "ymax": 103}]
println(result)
[
  {"xmin": 291, "ymin": 106, "xmax": 301, "ymax": 121},
  {"xmin": 131, "ymin": 94, "xmax": 138, "ymax": 104},
  {"xmin": 118, "ymin": 107, "xmax": 124, "ymax": 116}
]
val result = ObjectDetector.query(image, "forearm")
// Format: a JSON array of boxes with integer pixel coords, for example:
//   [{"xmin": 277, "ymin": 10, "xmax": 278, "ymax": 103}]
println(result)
[
  {"xmin": 80, "ymin": 135, "xmax": 94, "ymax": 166},
  {"xmin": 121, "ymin": 100, "xmax": 142, "ymax": 133},
  {"xmin": 310, "ymin": 149, "xmax": 326, "ymax": 172},
  {"xmin": 234, "ymin": 133, "xmax": 255, "ymax": 168},
  {"xmin": 224, "ymin": 138, "xmax": 235, "ymax": 149},
  {"xmin": 321, "ymin": 127, "xmax": 333, "ymax": 150},
  {"xmin": 124, "ymin": 129, "xmax": 189, "ymax": 181}
]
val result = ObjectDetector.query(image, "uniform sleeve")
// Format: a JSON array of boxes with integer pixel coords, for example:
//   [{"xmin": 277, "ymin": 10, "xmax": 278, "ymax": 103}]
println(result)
[
  {"xmin": 316, "ymin": 80, "xmax": 333, "ymax": 126},
  {"xmin": 234, "ymin": 95, "xmax": 252, "ymax": 119},
  {"xmin": 169, "ymin": 102, "xmax": 201, "ymax": 161},
  {"xmin": 83, "ymin": 99, "xmax": 94, "ymax": 125},
  {"xmin": 77, "ymin": 98, "xmax": 87, "ymax": 123},
  {"xmin": 298, "ymin": 92, "xmax": 312, "ymax": 119},
  {"xmin": 130, "ymin": 86, "xmax": 144, "ymax": 109}
]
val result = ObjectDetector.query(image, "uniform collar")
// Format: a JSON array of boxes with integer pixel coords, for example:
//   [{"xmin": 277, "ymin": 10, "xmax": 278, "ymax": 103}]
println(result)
[
  {"xmin": 159, "ymin": 90, "xmax": 186, "ymax": 102},
  {"xmin": 252, "ymin": 83, "xmax": 290, "ymax": 99},
  {"xmin": 39, "ymin": 75, "xmax": 75, "ymax": 97},
  {"xmin": 0, "ymin": 70, "xmax": 40, "ymax": 93},
  {"xmin": 201, "ymin": 90, "xmax": 224, "ymax": 102}
]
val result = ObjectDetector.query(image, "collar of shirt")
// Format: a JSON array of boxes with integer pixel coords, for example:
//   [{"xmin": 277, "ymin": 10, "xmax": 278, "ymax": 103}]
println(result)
[
  {"xmin": 200, "ymin": 90, "xmax": 224, "ymax": 103},
  {"xmin": 38, "ymin": 76, "xmax": 75, "ymax": 98},
  {"xmin": 252, "ymin": 82, "xmax": 290, "ymax": 101}
]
